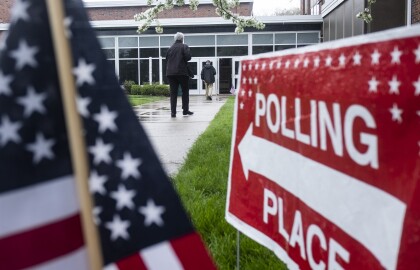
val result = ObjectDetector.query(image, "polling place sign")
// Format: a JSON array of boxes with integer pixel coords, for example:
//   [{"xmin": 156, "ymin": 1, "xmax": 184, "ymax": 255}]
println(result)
[{"xmin": 226, "ymin": 26, "xmax": 420, "ymax": 270}]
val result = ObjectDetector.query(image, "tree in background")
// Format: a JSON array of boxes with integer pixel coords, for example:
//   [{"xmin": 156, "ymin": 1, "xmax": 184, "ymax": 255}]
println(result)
[{"xmin": 134, "ymin": 0, "xmax": 265, "ymax": 34}]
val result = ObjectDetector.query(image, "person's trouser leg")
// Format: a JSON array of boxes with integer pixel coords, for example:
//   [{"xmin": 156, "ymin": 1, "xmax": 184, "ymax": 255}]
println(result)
[
  {"xmin": 205, "ymin": 82, "xmax": 210, "ymax": 97},
  {"xmin": 179, "ymin": 75, "xmax": 190, "ymax": 113},
  {"xmin": 208, "ymin": 83, "xmax": 213, "ymax": 97},
  {"xmin": 167, "ymin": 76, "xmax": 179, "ymax": 116}
]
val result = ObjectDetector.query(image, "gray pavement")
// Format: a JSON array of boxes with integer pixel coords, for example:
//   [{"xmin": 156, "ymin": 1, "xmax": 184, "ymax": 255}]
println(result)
[{"xmin": 134, "ymin": 95, "xmax": 229, "ymax": 176}]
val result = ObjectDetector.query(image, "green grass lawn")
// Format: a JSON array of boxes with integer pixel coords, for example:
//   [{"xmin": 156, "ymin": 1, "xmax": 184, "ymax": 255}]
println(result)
[
  {"xmin": 127, "ymin": 95, "xmax": 165, "ymax": 106},
  {"xmin": 173, "ymin": 97, "xmax": 288, "ymax": 270}
]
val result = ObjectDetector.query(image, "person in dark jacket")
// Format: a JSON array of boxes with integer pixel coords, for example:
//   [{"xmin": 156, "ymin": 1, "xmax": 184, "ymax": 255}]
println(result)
[
  {"xmin": 200, "ymin": 60, "xmax": 216, "ymax": 100},
  {"xmin": 165, "ymin": 32, "xmax": 193, "ymax": 117}
]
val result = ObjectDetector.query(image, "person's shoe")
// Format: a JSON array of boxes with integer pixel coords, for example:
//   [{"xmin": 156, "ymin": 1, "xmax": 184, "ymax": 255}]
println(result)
[
  {"xmin": 206, "ymin": 96, "xmax": 211, "ymax": 100},
  {"xmin": 183, "ymin": 111, "xmax": 194, "ymax": 116},
  {"xmin": 171, "ymin": 114, "xmax": 176, "ymax": 118},
  {"xmin": 209, "ymin": 96, "xmax": 212, "ymax": 100}
]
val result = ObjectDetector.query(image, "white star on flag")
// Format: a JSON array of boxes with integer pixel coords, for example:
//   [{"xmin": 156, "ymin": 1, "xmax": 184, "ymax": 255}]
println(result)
[
  {"xmin": 255, "ymin": 63, "xmax": 260, "ymax": 70},
  {"xmin": 388, "ymin": 75, "xmax": 401, "ymax": 94},
  {"xmin": 73, "ymin": 58, "xmax": 96, "ymax": 86},
  {"xmin": 325, "ymin": 56, "xmax": 333, "ymax": 66},
  {"xmin": 89, "ymin": 170, "xmax": 108, "ymax": 195},
  {"xmin": 371, "ymin": 49, "xmax": 381, "ymax": 65},
  {"xmin": 389, "ymin": 103, "xmax": 403, "ymax": 123},
  {"xmin": 276, "ymin": 61, "xmax": 282, "ymax": 69},
  {"xmin": 248, "ymin": 89, "xmax": 253, "ymax": 97},
  {"xmin": 368, "ymin": 77, "xmax": 380, "ymax": 93},
  {"xmin": 26, "ymin": 133, "xmax": 55, "ymax": 163},
  {"xmin": 285, "ymin": 60, "xmax": 291, "ymax": 68},
  {"xmin": 413, "ymin": 76, "xmax": 420, "ymax": 96},
  {"xmin": 0, "ymin": 71, "xmax": 13, "ymax": 96},
  {"xmin": 414, "ymin": 45, "xmax": 420, "ymax": 63},
  {"xmin": 242, "ymin": 77, "xmax": 247, "ymax": 84},
  {"xmin": 10, "ymin": 0, "xmax": 30, "ymax": 23},
  {"xmin": 240, "ymin": 102, "xmax": 244, "ymax": 110},
  {"xmin": 17, "ymin": 86, "xmax": 47, "ymax": 117},
  {"xmin": 93, "ymin": 105, "xmax": 118, "ymax": 133},
  {"xmin": 241, "ymin": 90, "xmax": 245, "ymax": 96},
  {"xmin": 248, "ymin": 77, "xmax": 252, "ymax": 84},
  {"xmin": 390, "ymin": 46, "xmax": 402, "ymax": 64},
  {"xmin": 269, "ymin": 61, "xmax": 275, "ymax": 69},
  {"xmin": 111, "ymin": 185, "xmax": 136, "ymax": 210},
  {"xmin": 242, "ymin": 64, "xmax": 246, "ymax": 71},
  {"xmin": 353, "ymin": 52, "xmax": 362, "ymax": 65},
  {"xmin": 89, "ymin": 138, "xmax": 113, "ymax": 165},
  {"xmin": 338, "ymin": 54, "xmax": 346, "ymax": 66},
  {"xmin": 105, "ymin": 215, "xmax": 131, "ymax": 241},
  {"xmin": 76, "ymin": 95, "xmax": 91, "ymax": 118},
  {"xmin": 253, "ymin": 77, "xmax": 258, "ymax": 85},
  {"xmin": 10, "ymin": 39, "xmax": 39, "ymax": 70},
  {"xmin": 248, "ymin": 63, "xmax": 252, "ymax": 70},
  {"xmin": 139, "ymin": 199, "xmax": 166, "ymax": 227},
  {"xmin": 116, "ymin": 152, "xmax": 142, "ymax": 180},
  {"xmin": 0, "ymin": 116, "xmax": 22, "ymax": 146},
  {"xmin": 294, "ymin": 59, "xmax": 300, "ymax": 68}
]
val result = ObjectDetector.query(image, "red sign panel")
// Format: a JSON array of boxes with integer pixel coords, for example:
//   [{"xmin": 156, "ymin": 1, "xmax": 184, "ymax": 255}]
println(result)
[{"xmin": 226, "ymin": 26, "xmax": 420, "ymax": 270}]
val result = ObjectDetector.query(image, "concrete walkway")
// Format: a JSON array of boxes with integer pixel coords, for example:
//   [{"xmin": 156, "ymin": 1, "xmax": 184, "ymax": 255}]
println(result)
[{"xmin": 134, "ymin": 95, "xmax": 229, "ymax": 176}]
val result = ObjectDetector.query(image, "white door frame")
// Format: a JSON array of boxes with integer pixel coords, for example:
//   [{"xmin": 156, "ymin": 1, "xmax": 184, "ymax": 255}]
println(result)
[{"xmin": 232, "ymin": 58, "xmax": 241, "ymax": 92}]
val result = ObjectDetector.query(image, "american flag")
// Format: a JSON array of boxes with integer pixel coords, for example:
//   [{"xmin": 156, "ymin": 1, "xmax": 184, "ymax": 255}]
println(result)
[{"xmin": 0, "ymin": 0, "xmax": 216, "ymax": 269}]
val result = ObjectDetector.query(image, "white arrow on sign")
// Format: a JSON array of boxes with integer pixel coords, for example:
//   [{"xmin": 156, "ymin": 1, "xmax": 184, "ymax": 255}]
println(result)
[{"xmin": 237, "ymin": 124, "xmax": 406, "ymax": 270}]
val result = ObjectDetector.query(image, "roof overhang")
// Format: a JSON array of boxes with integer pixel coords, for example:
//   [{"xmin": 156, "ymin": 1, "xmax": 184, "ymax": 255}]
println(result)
[
  {"xmin": 90, "ymin": 15, "xmax": 322, "ymax": 28},
  {"xmin": 83, "ymin": 0, "xmax": 253, "ymax": 8}
]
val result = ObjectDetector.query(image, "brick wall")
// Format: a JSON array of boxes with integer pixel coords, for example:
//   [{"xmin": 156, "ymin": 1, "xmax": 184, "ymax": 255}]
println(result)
[
  {"xmin": 413, "ymin": 0, "xmax": 420, "ymax": 24},
  {"xmin": 87, "ymin": 3, "xmax": 252, "ymax": 21},
  {"xmin": 0, "ymin": 1, "xmax": 252, "ymax": 23},
  {"xmin": 0, "ymin": 0, "xmax": 13, "ymax": 23}
]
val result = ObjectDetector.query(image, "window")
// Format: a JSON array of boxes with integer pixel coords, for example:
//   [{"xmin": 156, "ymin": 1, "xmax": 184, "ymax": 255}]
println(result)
[
  {"xmin": 103, "ymin": 49, "xmax": 115, "ymax": 59},
  {"xmin": 275, "ymin": 33, "xmax": 296, "ymax": 44},
  {"xmin": 190, "ymin": 47, "xmax": 216, "ymax": 57},
  {"xmin": 217, "ymin": 34, "xmax": 248, "ymax": 46},
  {"xmin": 253, "ymin": 34, "xmax": 273, "ymax": 45},
  {"xmin": 98, "ymin": 37, "xmax": 114, "ymax": 48},
  {"xmin": 184, "ymin": 35, "xmax": 215, "ymax": 46},
  {"xmin": 140, "ymin": 48, "xmax": 159, "ymax": 58},
  {"xmin": 119, "ymin": 60, "xmax": 138, "ymax": 84},
  {"xmin": 119, "ymin": 37, "xmax": 137, "ymax": 47},
  {"xmin": 119, "ymin": 48, "xmax": 138, "ymax": 58},
  {"xmin": 217, "ymin": 46, "xmax": 248, "ymax": 56},
  {"xmin": 253, "ymin": 46, "xmax": 273, "ymax": 55},
  {"xmin": 139, "ymin": 36, "xmax": 159, "ymax": 47},
  {"xmin": 297, "ymin": 32, "xmax": 319, "ymax": 44}
]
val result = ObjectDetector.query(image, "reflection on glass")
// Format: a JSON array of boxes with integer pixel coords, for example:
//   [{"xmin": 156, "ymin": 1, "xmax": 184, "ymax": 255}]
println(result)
[
  {"xmin": 103, "ymin": 49, "xmax": 115, "ymax": 59},
  {"xmin": 217, "ymin": 46, "xmax": 248, "ymax": 56},
  {"xmin": 119, "ymin": 37, "xmax": 138, "ymax": 47},
  {"xmin": 140, "ymin": 60, "xmax": 149, "ymax": 85},
  {"xmin": 119, "ymin": 60, "xmax": 138, "ymax": 84},
  {"xmin": 140, "ymin": 48, "xmax": 159, "ymax": 58},
  {"xmin": 119, "ymin": 48, "xmax": 138, "ymax": 58},
  {"xmin": 253, "ymin": 46, "xmax": 273, "ymax": 55}
]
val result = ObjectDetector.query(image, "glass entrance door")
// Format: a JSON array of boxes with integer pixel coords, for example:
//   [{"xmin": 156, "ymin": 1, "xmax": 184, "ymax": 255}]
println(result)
[
  {"xmin": 187, "ymin": 59, "xmax": 199, "ymax": 95},
  {"xmin": 199, "ymin": 58, "xmax": 217, "ymax": 96},
  {"xmin": 232, "ymin": 58, "xmax": 241, "ymax": 92}
]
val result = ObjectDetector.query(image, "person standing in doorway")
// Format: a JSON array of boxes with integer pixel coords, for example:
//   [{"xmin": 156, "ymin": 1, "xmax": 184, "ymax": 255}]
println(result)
[
  {"xmin": 166, "ymin": 32, "xmax": 194, "ymax": 117},
  {"xmin": 200, "ymin": 60, "xmax": 216, "ymax": 100}
]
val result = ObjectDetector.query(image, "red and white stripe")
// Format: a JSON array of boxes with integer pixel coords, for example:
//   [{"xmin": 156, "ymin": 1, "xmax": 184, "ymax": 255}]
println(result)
[
  {"xmin": 0, "ymin": 175, "xmax": 87, "ymax": 269},
  {"xmin": 104, "ymin": 232, "xmax": 216, "ymax": 270}
]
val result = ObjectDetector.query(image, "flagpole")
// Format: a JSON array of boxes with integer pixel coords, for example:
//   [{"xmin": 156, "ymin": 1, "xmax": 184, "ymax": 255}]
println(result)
[{"xmin": 45, "ymin": 0, "xmax": 103, "ymax": 269}]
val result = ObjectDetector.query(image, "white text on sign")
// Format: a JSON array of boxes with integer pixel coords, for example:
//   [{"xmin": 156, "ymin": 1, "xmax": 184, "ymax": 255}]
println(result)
[{"xmin": 255, "ymin": 93, "xmax": 378, "ymax": 169}]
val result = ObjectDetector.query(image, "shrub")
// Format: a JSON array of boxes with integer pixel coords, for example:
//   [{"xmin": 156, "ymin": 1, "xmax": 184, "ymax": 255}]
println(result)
[
  {"xmin": 131, "ymin": 84, "xmax": 142, "ymax": 95},
  {"xmin": 123, "ymin": 80, "xmax": 136, "ymax": 94}
]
